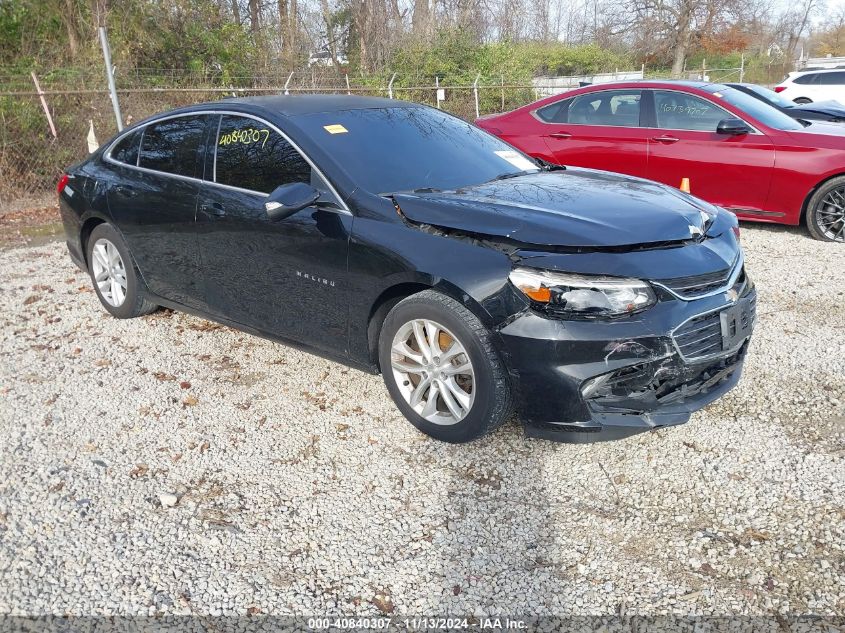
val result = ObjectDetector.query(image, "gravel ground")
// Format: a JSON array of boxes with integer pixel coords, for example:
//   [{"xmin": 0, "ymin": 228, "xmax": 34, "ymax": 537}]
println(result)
[{"xmin": 0, "ymin": 224, "xmax": 843, "ymax": 617}]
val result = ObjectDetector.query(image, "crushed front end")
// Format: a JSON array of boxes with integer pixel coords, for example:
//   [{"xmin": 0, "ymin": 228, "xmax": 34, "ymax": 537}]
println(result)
[{"xmin": 491, "ymin": 215, "xmax": 755, "ymax": 442}]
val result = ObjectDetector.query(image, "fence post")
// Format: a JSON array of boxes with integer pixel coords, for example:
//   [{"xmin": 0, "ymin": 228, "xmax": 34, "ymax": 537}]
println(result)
[
  {"xmin": 740, "ymin": 54, "xmax": 745, "ymax": 83},
  {"xmin": 388, "ymin": 72, "xmax": 397, "ymax": 99},
  {"xmin": 98, "ymin": 26, "xmax": 123, "ymax": 132},
  {"xmin": 500, "ymin": 75, "xmax": 505, "ymax": 111},
  {"xmin": 345, "ymin": 74, "xmax": 351, "ymax": 95},
  {"xmin": 473, "ymin": 73, "xmax": 481, "ymax": 118},
  {"xmin": 30, "ymin": 72, "xmax": 57, "ymax": 139},
  {"xmin": 435, "ymin": 76, "xmax": 441, "ymax": 109},
  {"xmin": 283, "ymin": 71, "xmax": 294, "ymax": 95}
]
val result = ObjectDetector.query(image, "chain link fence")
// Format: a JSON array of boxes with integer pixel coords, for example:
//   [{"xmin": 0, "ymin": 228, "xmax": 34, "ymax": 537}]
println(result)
[
  {"xmin": 0, "ymin": 74, "xmax": 544, "ymax": 212},
  {"xmin": 0, "ymin": 61, "xmax": 794, "ymax": 213}
]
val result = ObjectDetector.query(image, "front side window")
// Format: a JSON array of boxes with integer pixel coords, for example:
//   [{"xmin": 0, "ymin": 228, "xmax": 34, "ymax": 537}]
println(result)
[
  {"xmin": 567, "ymin": 91, "xmax": 642, "ymax": 127},
  {"xmin": 138, "ymin": 115, "xmax": 207, "ymax": 177},
  {"xmin": 653, "ymin": 91, "xmax": 727, "ymax": 132},
  {"xmin": 110, "ymin": 129, "xmax": 142, "ymax": 165},
  {"xmin": 214, "ymin": 115, "xmax": 311, "ymax": 194}
]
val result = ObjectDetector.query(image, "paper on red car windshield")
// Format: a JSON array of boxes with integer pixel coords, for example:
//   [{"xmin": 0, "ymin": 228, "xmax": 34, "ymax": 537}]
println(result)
[{"xmin": 495, "ymin": 150, "xmax": 537, "ymax": 171}]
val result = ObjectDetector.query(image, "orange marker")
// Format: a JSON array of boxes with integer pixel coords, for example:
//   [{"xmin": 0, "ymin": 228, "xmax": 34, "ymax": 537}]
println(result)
[{"xmin": 680, "ymin": 177, "xmax": 691, "ymax": 193}]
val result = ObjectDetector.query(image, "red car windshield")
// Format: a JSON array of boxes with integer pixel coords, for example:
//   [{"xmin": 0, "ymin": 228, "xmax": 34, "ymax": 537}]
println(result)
[{"xmin": 705, "ymin": 86, "xmax": 805, "ymax": 131}]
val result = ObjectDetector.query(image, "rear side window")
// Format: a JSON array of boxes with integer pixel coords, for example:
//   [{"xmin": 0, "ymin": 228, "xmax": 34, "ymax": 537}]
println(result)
[
  {"xmin": 139, "ymin": 115, "xmax": 208, "ymax": 177},
  {"xmin": 653, "ymin": 91, "xmax": 727, "ymax": 131},
  {"xmin": 110, "ymin": 129, "xmax": 142, "ymax": 165},
  {"xmin": 819, "ymin": 72, "xmax": 845, "ymax": 85},
  {"xmin": 535, "ymin": 98, "xmax": 571, "ymax": 123},
  {"xmin": 567, "ymin": 90, "xmax": 641, "ymax": 127},
  {"xmin": 794, "ymin": 73, "xmax": 819, "ymax": 85},
  {"xmin": 214, "ymin": 115, "xmax": 311, "ymax": 194}
]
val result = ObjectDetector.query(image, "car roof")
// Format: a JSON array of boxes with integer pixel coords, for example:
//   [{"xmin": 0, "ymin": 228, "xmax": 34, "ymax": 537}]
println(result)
[
  {"xmin": 216, "ymin": 94, "xmax": 413, "ymax": 115},
  {"xmin": 792, "ymin": 68, "xmax": 845, "ymax": 74},
  {"xmin": 562, "ymin": 79, "xmax": 728, "ymax": 91}
]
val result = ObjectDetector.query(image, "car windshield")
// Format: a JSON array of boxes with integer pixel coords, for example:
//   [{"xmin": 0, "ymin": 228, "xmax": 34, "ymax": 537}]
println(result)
[
  {"xmin": 705, "ymin": 86, "xmax": 805, "ymax": 131},
  {"xmin": 740, "ymin": 84, "xmax": 797, "ymax": 109},
  {"xmin": 292, "ymin": 106, "xmax": 539, "ymax": 194}
]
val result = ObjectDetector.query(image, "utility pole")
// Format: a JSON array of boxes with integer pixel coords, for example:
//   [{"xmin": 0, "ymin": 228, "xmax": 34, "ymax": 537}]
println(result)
[{"xmin": 99, "ymin": 27, "xmax": 123, "ymax": 132}]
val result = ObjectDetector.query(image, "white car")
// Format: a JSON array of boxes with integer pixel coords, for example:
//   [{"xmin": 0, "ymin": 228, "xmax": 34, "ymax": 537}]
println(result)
[{"xmin": 775, "ymin": 69, "xmax": 845, "ymax": 104}]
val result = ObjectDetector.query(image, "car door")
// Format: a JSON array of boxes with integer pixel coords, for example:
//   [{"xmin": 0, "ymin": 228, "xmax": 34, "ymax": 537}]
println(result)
[
  {"xmin": 535, "ymin": 89, "xmax": 650, "ymax": 178},
  {"xmin": 195, "ymin": 113, "xmax": 352, "ymax": 352},
  {"xmin": 105, "ymin": 114, "xmax": 211, "ymax": 310},
  {"xmin": 645, "ymin": 89, "xmax": 775, "ymax": 213},
  {"xmin": 818, "ymin": 71, "xmax": 845, "ymax": 104}
]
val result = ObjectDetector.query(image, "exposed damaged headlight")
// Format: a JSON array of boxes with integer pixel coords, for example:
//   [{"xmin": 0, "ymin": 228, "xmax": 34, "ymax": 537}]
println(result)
[{"xmin": 509, "ymin": 267, "xmax": 656, "ymax": 318}]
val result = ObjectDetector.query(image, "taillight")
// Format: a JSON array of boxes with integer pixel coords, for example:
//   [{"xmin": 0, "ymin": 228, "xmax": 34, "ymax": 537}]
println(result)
[
  {"xmin": 773, "ymin": 86, "xmax": 786, "ymax": 93},
  {"xmin": 732, "ymin": 226, "xmax": 741, "ymax": 241},
  {"xmin": 57, "ymin": 173, "xmax": 69, "ymax": 195}
]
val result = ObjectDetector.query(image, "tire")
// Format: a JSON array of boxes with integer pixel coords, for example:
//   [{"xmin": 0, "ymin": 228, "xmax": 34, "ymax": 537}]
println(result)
[
  {"xmin": 805, "ymin": 175, "xmax": 845, "ymax": 242},
  {"xmin": 794, "ymin": 97, "xmax": 812, "ymax": 104},
  {"xmin": 86, "ymin": 223, "xmax": 157, "ymax": 318},
  {"xmin": 378, "ymin": 290, "xmax": 512, "ymax": 443}
]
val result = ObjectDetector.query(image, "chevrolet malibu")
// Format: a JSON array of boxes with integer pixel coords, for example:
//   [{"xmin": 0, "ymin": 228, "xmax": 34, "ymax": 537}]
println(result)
[
  {"xmin": 59, "ymin": 95, "xmax": 755, "ymax": 443},
  {"xmin": 476, "ymin": 80, "xmax": 845, "ymax": 242}
]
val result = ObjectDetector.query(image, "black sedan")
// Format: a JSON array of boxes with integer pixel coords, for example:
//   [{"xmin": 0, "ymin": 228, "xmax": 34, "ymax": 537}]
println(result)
[
  {"xmin": 725, "ymin": 82, "xmax": 845, "ymax": 123},
  {"xmin": 59, "ymin": 95, "xmax": 755, "ymax": 443}
]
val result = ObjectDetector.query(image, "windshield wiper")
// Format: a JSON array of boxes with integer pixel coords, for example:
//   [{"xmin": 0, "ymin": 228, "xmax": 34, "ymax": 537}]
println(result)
[
  {"xmin": 535, "ymin": 157, "xmax": 566, "ymax": 171},
  {"xmin": 412, "ymin": 187, "xmax": 442, "ymax": 193},
  {"xmin": 490, "ymin": 169, "xmax": 537, "ymax": 182}
]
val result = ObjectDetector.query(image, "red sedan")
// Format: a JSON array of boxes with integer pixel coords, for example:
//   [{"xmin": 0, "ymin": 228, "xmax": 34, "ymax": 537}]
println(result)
[{"xmin": 476, "ymin": 81, "xmax": 845, "ymax": 242}]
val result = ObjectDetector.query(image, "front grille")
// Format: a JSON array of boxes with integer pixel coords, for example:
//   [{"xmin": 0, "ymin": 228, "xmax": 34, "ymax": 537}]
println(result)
[
  {"xmin": 657, "ymin": 264, "xmax": 740, "ymax": 298},
  {"xmin": 673, "ymin": 296, "xmax": 756, "ymax": 361},
  {"xmin": 673, "ymin": 311, "xmax": 723, "ymax": 359}
]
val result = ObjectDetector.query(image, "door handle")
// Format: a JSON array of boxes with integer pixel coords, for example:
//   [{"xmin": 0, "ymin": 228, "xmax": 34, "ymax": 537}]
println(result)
[
  {"xmin": 651, "ymin": 135, "xmax": 680, "ymax": 143},
  {"xmin": 115, "ymin": 185, "xmax": 136, "ymax": 197},
  {"xmin": 546, "ymin": 132, "xmax": 572, "ymax": 139},
  {"xmin": 200, "ymin": 202, "xmax": 226, "ymax": 217}
]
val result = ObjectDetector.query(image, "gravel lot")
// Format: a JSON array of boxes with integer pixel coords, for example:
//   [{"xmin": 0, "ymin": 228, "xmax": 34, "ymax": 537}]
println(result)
[{"xmin": 0, "ymin": 224, "xmax": 843, "ymax": 617}]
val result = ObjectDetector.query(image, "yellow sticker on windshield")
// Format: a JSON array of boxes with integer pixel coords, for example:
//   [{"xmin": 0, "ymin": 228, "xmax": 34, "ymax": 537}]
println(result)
[{"xmin": 324, "ymin": 124, "xmax": 348, "ymax": 134}]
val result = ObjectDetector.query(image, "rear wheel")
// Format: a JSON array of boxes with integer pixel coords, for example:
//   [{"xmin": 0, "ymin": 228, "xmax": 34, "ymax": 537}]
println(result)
[
  {"xmin": 86, "ymin": 223, "xmax": 157, "ymax": 318},
  {"xmin": 806, "ymin": 176, "xmax": 845, "ymax": 242},
  {"xmin": 794, "ymin": 97, "xmax": 812, "ymax": 104},
  {"xmin": 378, "ymin": 290, "xmax": 512, "ymax": 443}
]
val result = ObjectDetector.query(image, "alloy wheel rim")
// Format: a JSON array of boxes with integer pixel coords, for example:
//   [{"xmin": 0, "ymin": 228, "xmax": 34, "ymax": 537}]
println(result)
[
  {"xmin": 91, "ymin": 238, "xmax": 127, "ymax": 307},
  {"xmin": 390, "ymin": 319, "xmax": 475, "ymax": 426},
  {"xmin": 816, "ymin": 188, "xmax": 845, "ymax": 242}
]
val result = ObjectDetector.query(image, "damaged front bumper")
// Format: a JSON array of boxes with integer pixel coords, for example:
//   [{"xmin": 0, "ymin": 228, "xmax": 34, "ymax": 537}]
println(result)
[{"xmin": 496, "ymin": 286, "xmax": 756, "ymax": 443}]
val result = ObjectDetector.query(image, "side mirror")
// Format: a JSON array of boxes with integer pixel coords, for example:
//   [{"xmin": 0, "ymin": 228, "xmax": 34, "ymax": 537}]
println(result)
[
  {"xmin": 264, "ymin": 182, "xmax": 320, "ymax": 221},
  {"xmin": 716, "ymin": 118, "xmax": 752, "ymax": 136}
]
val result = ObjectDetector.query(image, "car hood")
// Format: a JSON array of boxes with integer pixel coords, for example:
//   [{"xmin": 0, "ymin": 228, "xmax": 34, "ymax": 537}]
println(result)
[
  {"xmin": 785, "ymin": 121, "xmax": 845, "ymax": 142},
  {"xmin": 794, "ymin": 100, "xmax": 845, "ymax": 117},
  {"xmin": 392, "ymin": 168, "xmax": 715, "ymax": 248}
]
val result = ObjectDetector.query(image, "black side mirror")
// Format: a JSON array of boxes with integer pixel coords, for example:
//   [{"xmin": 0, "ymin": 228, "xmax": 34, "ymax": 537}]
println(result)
[
  {"xmin": 716, "ymin": 118, "xmax": 752, "ymax": 136},
  {"xmin": 264, "ymin": 182, "xmax": 320, "ymax": 221}
]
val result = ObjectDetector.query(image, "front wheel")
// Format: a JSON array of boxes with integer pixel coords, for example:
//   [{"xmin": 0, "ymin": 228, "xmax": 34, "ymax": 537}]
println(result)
[
  {"xmin": 806, "ymin": 176, "xmax": 845, "ymax": 242},
  {"xmin": 378, "ymin": 290, "xmax": 512, "ymax": 443}
]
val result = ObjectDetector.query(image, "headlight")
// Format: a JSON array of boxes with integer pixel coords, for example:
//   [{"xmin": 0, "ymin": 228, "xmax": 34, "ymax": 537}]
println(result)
[{"xmin": 509, "ymin": 267, "xmax": 656, "ymax": 318}]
